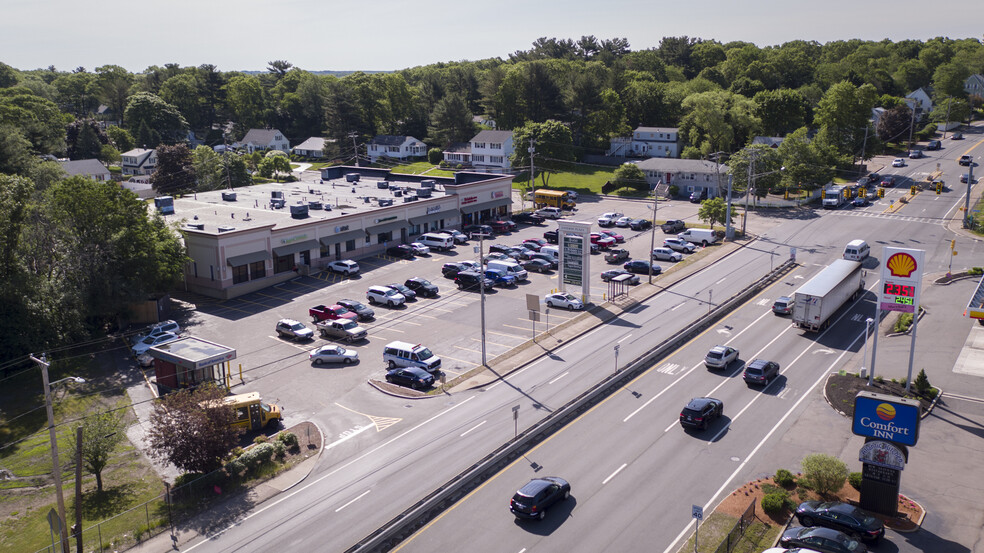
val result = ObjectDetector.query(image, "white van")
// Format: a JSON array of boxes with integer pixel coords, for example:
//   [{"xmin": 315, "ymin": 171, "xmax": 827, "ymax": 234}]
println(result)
[
  {"xmin": 486, "ymin": 260, "xmax": 528, "ymax": 281},
  {"xmin": 417, "ymin": 233, "xmax": 455, "ymax": 251},
  {"xmin": 539, "ymin": 246, "xmax": 559, "ymax": 261},
  {"xmin": 383, "ymin": 341, "xmax": 442, "ymax": 374},
  {"xmin": 677, "ymin": 228, "xmax": 719, "ymax": 246},
  {"xmin": 843, "ymin": 240, "xmax": 870, "ymax": 261}
]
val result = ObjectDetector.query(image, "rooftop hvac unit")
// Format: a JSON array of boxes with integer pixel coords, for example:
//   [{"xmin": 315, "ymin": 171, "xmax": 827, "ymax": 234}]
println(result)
[
  {"xmin": 271, "ymin": 190, "xmax": 285, "ymax": 200},
  {"xmin": 417, "ymin": 188, "xmax": 432, "ymax": 198},
  {"xmin": 289, "ymin": 204, "xmax": 309, "ymax": 218},
  {"xmin": 308, "ymin": 201, "xmax": 323, "ymax": 210},
  {"xmin": 154, "ymin": 196, "xmax": 175, "ymax": 215},
  {"xmin": 376, "ymin": 181, "xmax": 389, "ymax": 189},
  {"xmin": 217, "ymin": 226, "xmax": 236, "ymax": 232},
  {"xmin": 271, "ymin": 199, "xmax": 285, "ymax": 208},
  {"xmin": 420, "ymin": 180, "xmax": 436, "ymax": 189},
  {"xmin": 186, "ymin": 223, "xmax": 205, "ymax": 230},
  {"xmin": 394, "ymin": 189, "xmax": 403, "ymax": 197},
  {"xmin": 403, "ymin": 195, "xmax": 418, "ymax": 202},
  {"xmin": 221, "ymin": 192, "xmax": 237, "ymax": 201},
  {"xmin": 345, "ymin": 173, "xmax": 360, "ymax": 182},
  {"xmin": 378, "ymin": 198, "xmax": 393, "ymax": 207}
]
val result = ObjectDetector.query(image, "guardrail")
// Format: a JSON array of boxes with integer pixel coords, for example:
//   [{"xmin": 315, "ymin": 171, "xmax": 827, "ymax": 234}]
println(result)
[{"xmin": 345, "ymin": 259, "xmax": 797, "ymax": 552}]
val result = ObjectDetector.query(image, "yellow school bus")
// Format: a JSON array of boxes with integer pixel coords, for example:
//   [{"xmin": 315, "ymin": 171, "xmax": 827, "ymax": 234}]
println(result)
[
  {"xmin": 219, "ymin": 392, "xmax": 283, "ymax": 430},
  {"xmin": 534, "ymin": 189, "xmax": 575, "ymax": 209}
]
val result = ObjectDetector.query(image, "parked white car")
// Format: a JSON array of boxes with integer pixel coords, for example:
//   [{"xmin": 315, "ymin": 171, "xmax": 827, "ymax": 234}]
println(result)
[
  {"xmin": 131, "ymin": 319, "xmax": 181, "ymax": 344},
  {"xmin": 409, "ymin": 242, "xmax": 431, "ymax": 256},
  {"xmin": 132, "ymin": 333, "xmax": 180, "ymax": 356},
  {"xmin": 651, "ymin": 247, "xmax": 683, "ymax": 262},
  {"xmin": 615, "ymin": 216, "xmax": 633, "ymax": 228},
  {"xmin": 545, "ymin": 292, "xmax": 584, "ymax": 311},
  {"xmin": 309, "ymin": 345, "xmax": 359, "ymax": 365},
  {"xmin": 327, "ymin": 260, "xmax": 360, "ymax": 275},
  {"xmin": 663, "ymin": 237, "xmax": 696, "ymax": 253}
]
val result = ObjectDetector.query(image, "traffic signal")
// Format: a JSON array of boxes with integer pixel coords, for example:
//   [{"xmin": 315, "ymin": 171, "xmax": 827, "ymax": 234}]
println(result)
[
  {"xmin": 878, "ymin": 188, "xmax": 885, "ymax": 198},
  {"xmin": 910, "ymin": 185, "xmax": 918, "ymax": 195},
  {"xmin": 843, "ymin": 188, "xmax": 851, "ymax": 199},
  {"xmin": 936, "ymin": 182, "xmax": 943, "ymax": 194}
]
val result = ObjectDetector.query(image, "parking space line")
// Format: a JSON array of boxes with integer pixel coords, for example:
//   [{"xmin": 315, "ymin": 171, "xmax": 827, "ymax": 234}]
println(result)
[
  {"xmin": 369, "ymin": 327, "xmax": 404, "ymax": 334},
  {"xmin": 267, "ymin": 337, "xmax": 310, "ymax": 352},
  {"xmin": 502, "ymin": 323, "xmax": 535, "ymax": 331},
  {"xmin": 486, "ymin": 330, "xmax": 525, "ymax": 340},
  {"xmin": 470, "ymin": 337, "xmax": 513, "ymax": 348},
  {"xmin": 410, "ymin": 313, "xmax": 438, "ymax": 319},
  {"xmin": 439, "ymin": 354, "xmax": 474, "ymax": 365},
  {"xmin": 453, "ymin": 345, "xmax": 483, "ymax": 354}
]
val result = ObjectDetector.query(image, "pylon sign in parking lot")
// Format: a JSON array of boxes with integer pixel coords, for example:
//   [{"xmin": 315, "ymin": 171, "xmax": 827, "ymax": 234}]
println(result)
[
  {"xmin": 878, "ymin": 247, "xmax": 924, "ymax": 314},
  {"xmin": 557, "ymin": 220, "xmax": 592, "ymax": 304}
]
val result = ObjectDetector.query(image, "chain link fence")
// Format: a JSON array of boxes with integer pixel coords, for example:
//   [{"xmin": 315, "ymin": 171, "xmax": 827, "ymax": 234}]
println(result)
[{"xmin": 711, "ymin": 499, "xmax": 757, "ymax": 553}]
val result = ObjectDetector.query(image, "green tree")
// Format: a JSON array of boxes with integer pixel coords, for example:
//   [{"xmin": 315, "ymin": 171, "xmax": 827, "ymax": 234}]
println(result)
[
  {"xmin": 106, "ymin": 126, "xmax": 135, "ymax": 153},
  {"xmin": 259, "ymin": 152, "xmax": 291, "ymax": 182},
  {"xmin": 66, "ymin": 120, "xmax": 107, "ymax": 160},
  {"xmin": 159, "ymin": 73, "xmax": 204, "ymax": 130},
  {"xmin": 876, "ymin": 104, "xmax": 914, "ymax": 143},
  {"xmin": 0, "ymin": 87, "xmax": 69, "ymax": 154},
  {"xmin": 427, "ymin": 93, "xmax": 475, "ymax": 147},
  {"xmin": 0, "ymin": 62, "xmax": 18, "ymax": 88},
  {"xmin": 220, "ymin": 153, "xmax": 252, "ymax": 188},
  {"xmin": 191, "ymin": 145, "xmax": 223, "ymax": 190},
  {"xmin": 929, "ymin": 97, "xmax": 970, "ymax": 125},
  {"xmin": 813, "ymin": 81, "xmax": 878, "ymax": 159},
  {"xmin": 777, "ymin": 127, "xmax": 833, "ymax": 189},
  {"xmin": 801, "ymin": 453, "xmax": 848, "ymax": 497},
  {"xmin": 146, "ymin": 383, "xmax": 242, "ymax": 473},
  {"xmin": 70, "ymin": 412, "xmax": 126, "ymax": 492},
  {"xmin": 53, "ymin": 71, "xmax": 97, "ymax": 116},
  {"xmin": 0, "ymin": 125, "xmax": 38, "ymax": 176},
  {"xmin": 427, "ymin": 147, "xmax": 442, "ymax": 165},
  {"xmin": 893, "ymin": 59, "xmax": 931, "ymax": 93},
  {"xmin": 94, "ymin": 65, "xmax": 134, "ymax": 125},
  {"xmin": 510, "ymin": 120, "xmax": 575, "ymax": 189},
  {"xmin": 151, "ymin": 143, "xmax": 196, "ymax": 194},
  {"xmin": 680, "ymin": 89, "xmax": 761, "ymax": 156},
  {"xmin": 224, "ymin": 74, "xmax": 268, "ymax": 134},
  {"xmin": 613, "ymin": 162, "xmax": 647, "ymax": 191},
  {"xmin": 753, "ymin": 89, "xmax": 807, "ymax": 137},
  {"xmin": 697, "ymin": 196, "xmax": 734, "ymax": 229},
  {"xmin": 99, "ymin": 144, "xmax": 121, "ymax": 165},
  {"xmin": 728, "ymin": 144, "xmax": 784, "ymax": 197},
  {"xmin": 932, "ymin": 62, "xmax": 971, "ymax": 98},
  {"xmin": 124, "ymin": 92, "xmax": 189, "ymax": 145}
]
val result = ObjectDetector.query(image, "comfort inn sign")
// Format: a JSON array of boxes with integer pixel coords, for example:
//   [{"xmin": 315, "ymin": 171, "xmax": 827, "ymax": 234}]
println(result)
[{"xmin": 852, "ymin": 392, "xmax": 920, "ymax": 446}]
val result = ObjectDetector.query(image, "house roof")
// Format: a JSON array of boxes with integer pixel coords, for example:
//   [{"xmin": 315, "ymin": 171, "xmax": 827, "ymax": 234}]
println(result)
[
  {"xmin": 965, "ymin": 74, "xmax": 984, "ymax": 89},
  {"xmin": 241, "ymin": 128, "xmax": 285, "ymax": 146},
  {"xmin": 635, "ymin": 158, "xmax": 727, "ymax": 173},
  {"xmin": 58, "ymin": 159, "xmax": 110, "ymax": 177},
  {"xmin": 635, "ymin": 126, "xmax": 678, "ymax": 134},
  {"xmin": 444, "ymin": 142, "xmax": 471, "ymax": 154},
  {"xmin": 751, "ymin": 136, "xmax": 784, "ymax": 148},
  {"xmin": 370, "ymin": 135, "xmax": 420, "ymax": 146},
  {"xmin": 294, "ymin": 137, "xmax": 326, "ymax": 151},
  {"xmin": 907, "ymin": 87, "xmax": 933, "ymax": 99},
  {"xmin": 122, "ymin": 148, "xmax": 155, "ymax": 161},
  {"xmin": 471, "ymin": 130, "xmax": 512, "ymax": 143}
]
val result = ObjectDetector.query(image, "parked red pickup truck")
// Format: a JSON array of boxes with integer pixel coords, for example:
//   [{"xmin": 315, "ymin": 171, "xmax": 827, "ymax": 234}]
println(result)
[{"xmin": 309, "ymin": 304, "xmax": 358, "ymax": 322}]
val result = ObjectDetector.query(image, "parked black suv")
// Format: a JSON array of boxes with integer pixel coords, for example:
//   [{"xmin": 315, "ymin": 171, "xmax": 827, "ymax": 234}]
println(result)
[
  {"xmin": 386, "ymin": 245, "xmax": 415, "ymax": 259},
  {"xmin": 404, "ymin": 277, "xmax": 438, "ymax": 297},
  {"xmin": 512, "ymin": 212, "xmax": 545, "ymax": 225},
  {"xmin": 743, "ymin": 358, "xmax": 780, "ymax": 386},
  {"xmin": 455, "ymin": 270, "xmax": 495, "ymax": 291},
  {"xmin": 442, "ymin": 262, "xmax": 467, "ymax": 279},
  {"xmin": 509, "ymin": 477, "xmax": 571, "ymax": 520},
  {"xmin": 463, "ymin": 224, "xmax": 493, "ymax": 238}
]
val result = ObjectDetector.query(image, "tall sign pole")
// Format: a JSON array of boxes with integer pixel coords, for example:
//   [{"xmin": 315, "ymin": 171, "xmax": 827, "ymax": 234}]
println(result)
[{"xmin": 877, "ymin": 248, "xmax": 925, "ymax": 391}]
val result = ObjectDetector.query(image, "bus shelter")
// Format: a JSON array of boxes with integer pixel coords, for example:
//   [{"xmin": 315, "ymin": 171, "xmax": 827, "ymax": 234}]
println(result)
[{"xmin": 148, "ymin": 336, "xmax": 237, "ymax": 395}]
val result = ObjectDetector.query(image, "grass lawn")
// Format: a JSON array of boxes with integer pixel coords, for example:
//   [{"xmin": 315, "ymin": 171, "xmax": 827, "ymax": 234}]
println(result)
[
  {"xmin": 388, "ymin": 161, "xmax": 455, "ymax": 177},
  {"xmin": 511, "ymin": 163, "xmax": 623, "ymax": 196},
  {"xmin": 0, "ymin": 356, "xmax": 169, "ymax": 553},
  {"xmin": 304, "ymin": 161, "xmax": 336, "ymax": 171}
]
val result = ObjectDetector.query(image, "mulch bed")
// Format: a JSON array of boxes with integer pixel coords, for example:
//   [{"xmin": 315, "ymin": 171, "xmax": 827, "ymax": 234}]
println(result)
[{"xmin": 824, "ymin": 373, "xmax": 936, "ymax": 418}]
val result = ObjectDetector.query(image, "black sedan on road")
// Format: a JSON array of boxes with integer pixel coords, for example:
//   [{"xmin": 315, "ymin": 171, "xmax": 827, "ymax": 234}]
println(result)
[
  {"xmin": 509, "ymin": 476, "xmax": 571, "ymax": 521},
  {"xmin": 779, "ymin": 527, "xmax": 867, "ymax": 553},
  {"xmin": 624, "ymin": 260, "xmax": 662, "ymax": 275},
  {"xmin": 795, "ymin": 501, "xmax": 884, "ymax": 542}
]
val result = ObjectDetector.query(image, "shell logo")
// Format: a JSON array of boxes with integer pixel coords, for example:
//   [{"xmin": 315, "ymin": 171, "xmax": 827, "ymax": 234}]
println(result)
[
  {"xmin": 886, "ymin": 252, "xmax": 917, "ymax": 278},
  {"xmin": 875, "ymin": 403, "xmax": 896, "ymax": 421}
]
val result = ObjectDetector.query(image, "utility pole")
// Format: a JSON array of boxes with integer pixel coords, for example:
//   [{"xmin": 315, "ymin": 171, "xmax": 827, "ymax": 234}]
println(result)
[
  {"xmin": 74, "ymin": 426, "xmax": 83, "ymax": 553},
  {"xmin": 710, "ymin": 152, "xmax": 733, "ymax": 240},
  {"xmin": 32, "ymin": 354, "xmax": 70, "ymax": 553},
  {"xmin": 478, "ymin": 232, "xmax": 487, "ymax": 367},
  {"xmin": 858, "ymin": 126, "xmax": 869, "ymax": 176},
  {"xmin": 906, "ymin": 101, "xmax": 917, "ymax": 153},
  {"xmin": 965, "ymin": 161, "xmax": 976, "ymax": 228},
  {"xmin": 648, "ymin": 181, "xmax": 660, "ymax": 284},
  {"xmin": 742, "ymin": 150, "xmax": 757, "ymax": 238},
  {"xmin": 528, "ymin": 139, "xmax": 536, "ymax": 205},
  {"xmin": 349, "ymin": 132, "xmax": 359, "ymax": 167},
  {"xmin": 941, "ymin": 97, "xmax": 952, "ymax": 140}
]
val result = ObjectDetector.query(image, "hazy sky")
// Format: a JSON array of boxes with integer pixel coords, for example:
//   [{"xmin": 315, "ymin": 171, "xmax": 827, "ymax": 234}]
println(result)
[{"xmin": 2, "ymin": 0, "xmax": 981, "ymax": 73}]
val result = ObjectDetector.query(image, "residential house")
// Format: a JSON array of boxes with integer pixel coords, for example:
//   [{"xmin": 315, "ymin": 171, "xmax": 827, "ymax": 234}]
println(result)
[
  {"xmin": 905, "ymin": 88, "xmax": 933, "ymax": 119},
  {"xmin": 870, "ymin": 107, "xmax": 886, "ymax": 128},
  {"xmin": 964, "ymin": 74, "xmax": 984, "ymax": 98},
  {"xmin": 121, "ymin": 148, "xmax": 157, "ymax": 176},
  {"xmin": 751, "ymin": 136, "xmax": 784, "ymax": 148},
  {"xmin": 442, "ymin": 142, "xmax": 472, "ymax": 166},
  {"xmin": 472, "ymin": 115, "xmax": 496, "ymax": 129},
  {"xmin": 293, "ymin": 137, "xmax": 328, "ymax": 158},
  {"xmin": 608, "ymin": 126, "xmax": 680, "ymax": 158},
  {"xmin": 635, "ymin": 158, "xmax": 729, "ymax": 198},
  {"xmin": 367, "ymin": 135, "xmax": 426, "ymax": 163},
  {"xmin": 58, "ymin": 159, "xmax": 112, "ymax": 181},
  {"xmin": 469, "ymin": 130, "xmax": 513, "ymax": 171},
  {"xmin": 236, "ymin": 128, "xmax": 290, "ymax": 153}
]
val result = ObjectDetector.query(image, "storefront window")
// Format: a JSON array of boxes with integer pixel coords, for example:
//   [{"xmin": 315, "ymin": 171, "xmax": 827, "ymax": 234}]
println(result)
[
  {"xmin": 320, "ymin": 243, "xmax": 330, "ymax": 258},
  {"xmin": 377, "ymin": 231, "xmax": 393, "ymax": 243},
  {"xmin": 231, "ymin": 264, "xmax": 248, "ymax": 284},
  {"xmin": 346, "ymin": 239, "xmax": 356, "ymax": 252},
  {"xmin": 249, "ymin": 260, "xmax": 266, "ymax": 279},
  {"xmin": 274, "ymin": 253, "xmax": 294, "ymax": 274}
]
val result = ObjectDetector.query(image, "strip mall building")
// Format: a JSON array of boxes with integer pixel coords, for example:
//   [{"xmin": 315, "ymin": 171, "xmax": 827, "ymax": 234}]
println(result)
[{"xmin": 161, "ymin": 167, "xmax": 513, "ymax": 299}]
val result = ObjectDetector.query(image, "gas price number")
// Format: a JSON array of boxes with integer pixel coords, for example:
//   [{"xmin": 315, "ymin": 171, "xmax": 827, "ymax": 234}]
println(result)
[{"xmin": 884, "ymin": 282, "xmax": 915, "ymax": 305}]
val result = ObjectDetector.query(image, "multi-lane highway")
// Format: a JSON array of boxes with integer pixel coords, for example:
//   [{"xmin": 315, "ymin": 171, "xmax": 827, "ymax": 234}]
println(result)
[{"xmin": 174, "ymin": 133, "xmax": 984, "ymax": 553}]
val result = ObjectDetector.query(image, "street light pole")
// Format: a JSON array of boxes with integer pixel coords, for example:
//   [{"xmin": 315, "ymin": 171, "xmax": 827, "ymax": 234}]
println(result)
[
  {"xmin": 648, "ymin": 181, "xmax": 660, "ymax": 284},
  {"xmin": 478, "ymin": 233, "xmax": 487, "ymax": 367},
  {"xmin": 742, "ymin": 150, "xmax": 757, "ymax": 237},
  {"xmin": 864, "ymin": 318, "xmax": 874, "ymax": 385}
]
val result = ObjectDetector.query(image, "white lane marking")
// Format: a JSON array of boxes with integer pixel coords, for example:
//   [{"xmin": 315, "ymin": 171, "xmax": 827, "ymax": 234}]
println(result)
[
  {"xmin": 518, "ymin": 549, "xmax": 527, "ymax": 553},
  {"xmin": 671, "ymin": 303, "xmax": 684, "ymax": 311},
  {"xmin": 663, "ymin": 418, "xmax": 679, "ymax": 433},
  {"xmin": 618, "ymin": 334, "xmax": 633, "ymax": 343},
  {"xmin": 549, "ymin": 372, "xmax": 570, "ymax": 385},
  {"xmin": 944, "ymin": 392, "xmax": 984, "ymax": 404},
  {"xmin": 715, "ymin": 277, "xmax": 727, "ymax": 284},
  {"xmin": 656, "ymin": 363, "xmax": 680, "ymax": 375},
  {"xmin": 335, "ymin": 489, "xmax": 371, "ymax": 512},
  {"xmin": 460, "ymin": 420, "xmax": 487, "ymax": 437},
  {"xmin": 324, "ymin": 425, "xmax": 373, "ymax": 451},
  {"xmin": 182, "ymin": 395, "xmax": 476, "ymax": 551},
  {"xmin": 602, "ymin": 463, "xmax": 628, "ymax": 485},
  {"xmin": 624, "ymin": 309, "xmax": 775, "ymax": 423}
]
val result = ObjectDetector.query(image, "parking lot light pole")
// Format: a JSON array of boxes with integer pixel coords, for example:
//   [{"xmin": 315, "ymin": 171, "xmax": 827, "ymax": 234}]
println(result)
[
  {"xmin": 648, "ymin": 181, "xmax": 660, "ymax": 284},
  {"xmin": 864, "ymin": 318, "xmax": 875, "ymax": 385},
  {"xmin": 477, "ymin": 232, "xmax": 488, "ymax": 367}
]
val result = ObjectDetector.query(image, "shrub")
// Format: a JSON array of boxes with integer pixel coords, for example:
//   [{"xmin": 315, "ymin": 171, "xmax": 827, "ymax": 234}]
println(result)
[
  {"xmin": 224, "ymin": 458, "xmax": 245, "ymax": 478},
  {"xmin": 849, "ymin": 472, "xmax": 863, "ymax": 491},
  {"xmin": 427, "ymin": 147, "xmax": 442, "ymax": 164},
  {"xmin": 254, "ymin": 434, "xmax": 268, "ymax": 445},
  {"xmin": 968, "ymin": 267, "xmax": 983, "ymax": 276},
  {"xmin": 276, "ymin": 431, "xmax": 298, "ymax": 447},
  {"xmin": 914, "ymin": 369, "xmax": 931, "ymax": 394},
  {"xmin": 893, "ymin": 312, "xmax": 913, "ymax": 333},
  {"xmin": 668, "ymin": 185, "xmax": 679, "ymax": 197},
  {"xmin": 273, "ymin": 440, "xmax": 286, "ymax": 459},
  {"xmin": 761, "ymin": 491, "xmax": 788, "ymax": 514},
  {"xmin": 774, "ymin": 469, "xmax": 795, "ymax": 487},
  {"xmin": 230, "ymin": 446, "xmax": 244, "ymax": 458},
  {"xmin": 240, "ymin": 442, "xmax": 276, "ymax": 474},
  {"xmin": 801, "ymin": 453, "xmax": 848, "ymax": 497}
]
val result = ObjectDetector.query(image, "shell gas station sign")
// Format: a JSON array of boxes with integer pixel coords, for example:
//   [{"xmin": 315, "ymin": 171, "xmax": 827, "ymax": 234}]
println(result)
[{"xmin": 878, "ymin": 247, "xmax": 924, "ymax": 313}]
